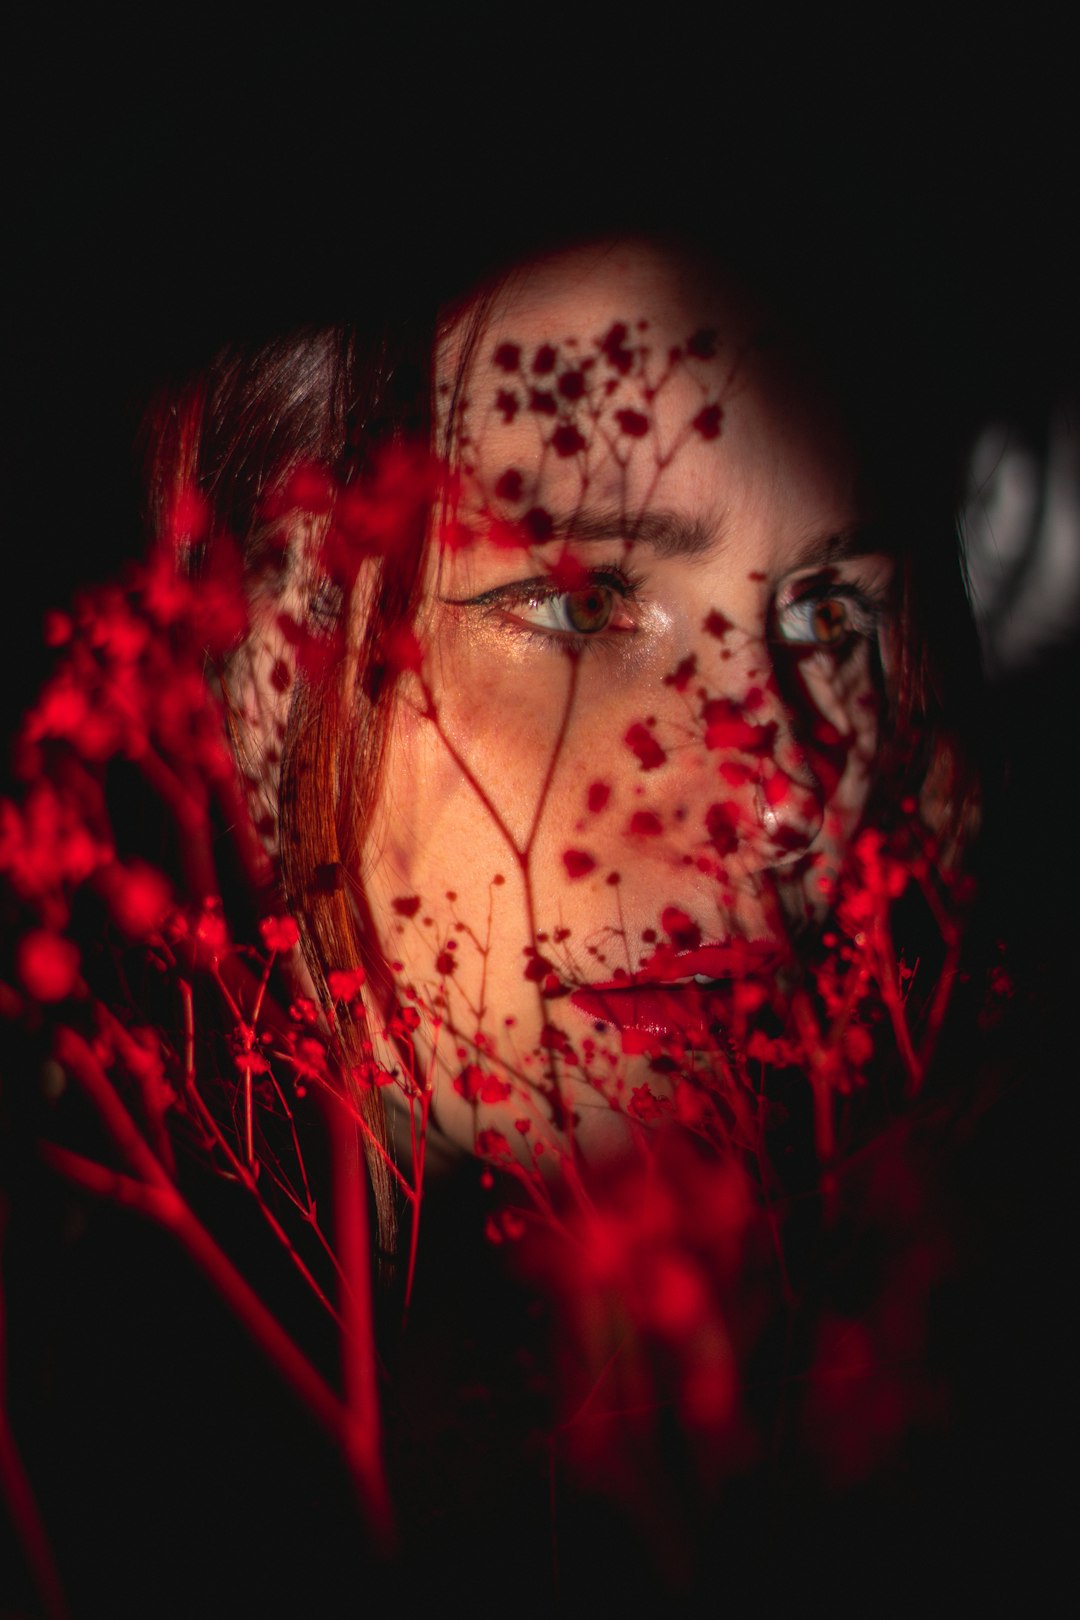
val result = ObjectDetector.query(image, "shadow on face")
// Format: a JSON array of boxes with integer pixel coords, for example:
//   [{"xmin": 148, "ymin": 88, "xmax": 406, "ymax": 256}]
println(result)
[{"xmin": 361, "ymin": 237, "xmax": 894, "ymax": 1161}]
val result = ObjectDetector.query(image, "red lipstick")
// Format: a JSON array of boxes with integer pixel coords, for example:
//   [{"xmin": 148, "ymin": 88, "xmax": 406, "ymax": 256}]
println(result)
[{"xmin": 569, "ymin": 939, "xmax": 785, "ymax": 1042}]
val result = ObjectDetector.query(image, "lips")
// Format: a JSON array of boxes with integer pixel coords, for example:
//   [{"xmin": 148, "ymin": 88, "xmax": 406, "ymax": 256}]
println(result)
[
  {"xmin": 569, "ymin": 939, "xmax": 785, "ymax": 1041},
  {"xmin": 570, "ymin": 982, "xmax": 723, "ymax": 1041}
]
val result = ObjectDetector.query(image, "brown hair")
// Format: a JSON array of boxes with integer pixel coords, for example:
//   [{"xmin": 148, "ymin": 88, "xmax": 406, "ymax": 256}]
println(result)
[{"xmin": 146, "ymin": 315, "xmax": 437, "ymax": 1246}]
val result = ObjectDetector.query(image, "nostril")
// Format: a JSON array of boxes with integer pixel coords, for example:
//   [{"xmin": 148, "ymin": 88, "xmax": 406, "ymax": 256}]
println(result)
[
  {"xmin": 754, "ymin": 770, "xmax": 824, "ymax": 863},
  {"xmin": 699, "ymin": 755, "xmax": 825, "ymax": 862}
]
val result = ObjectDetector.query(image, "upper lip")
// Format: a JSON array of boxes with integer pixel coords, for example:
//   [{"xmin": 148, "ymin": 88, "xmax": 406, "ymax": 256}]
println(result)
[{"xmin": 574, "ymin": 938, "xmax": 788, "ymax": 990}]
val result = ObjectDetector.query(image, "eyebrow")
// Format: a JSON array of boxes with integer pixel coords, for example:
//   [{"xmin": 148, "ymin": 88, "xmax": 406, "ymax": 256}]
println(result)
[
  {"xmin": 528, "ymin": 504, "xmax": 888, "ymax": 566},
  {"xmin": 788, "ymin": 523, "xmax": 893, "ymax": 569},
  {"xmin": 553, "ymin": 505, "xmax": 719, "ymax": 559}
]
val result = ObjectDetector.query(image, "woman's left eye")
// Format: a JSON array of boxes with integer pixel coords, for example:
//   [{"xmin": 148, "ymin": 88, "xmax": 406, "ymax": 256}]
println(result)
[{"xmin": 774, "ymin": 587, "xmax": 880, "ymax": 649}]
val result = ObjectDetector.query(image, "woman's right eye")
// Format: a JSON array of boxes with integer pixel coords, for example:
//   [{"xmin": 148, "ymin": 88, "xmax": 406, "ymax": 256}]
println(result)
[
  {"xmin": 448, "ymin": 564, "xmax": 642, "ymax": 649},
  {"xmin": 512, "ymin": 581, "xmax": 629, "ymax": 636}
]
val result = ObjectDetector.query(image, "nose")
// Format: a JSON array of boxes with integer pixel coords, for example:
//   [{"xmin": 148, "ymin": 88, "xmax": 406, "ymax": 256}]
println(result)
[{"xmin": 678, "ymin": 648, "xmax": 826, "ymax": 873}]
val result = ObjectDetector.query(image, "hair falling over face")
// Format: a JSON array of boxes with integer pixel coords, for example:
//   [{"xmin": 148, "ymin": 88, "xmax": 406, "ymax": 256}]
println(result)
[{"xmin": 1, "ymin": 237, "xmax": 1002, "ymax": 1607}]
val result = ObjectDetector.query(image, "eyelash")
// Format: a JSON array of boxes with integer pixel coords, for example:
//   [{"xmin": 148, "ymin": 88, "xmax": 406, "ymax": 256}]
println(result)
[{"xmin": 454, "ymin": 561, "xmax": 646, "ymax": 654}]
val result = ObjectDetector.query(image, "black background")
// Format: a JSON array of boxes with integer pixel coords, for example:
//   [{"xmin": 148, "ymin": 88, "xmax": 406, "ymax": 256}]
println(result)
[
  {"xmin": 8, "ymin": 11, "xmax": 1079, "ymax": 722},
  {"xmin": 4, "ymin": 12, "xmax": 1078, "ymax": 1615}
]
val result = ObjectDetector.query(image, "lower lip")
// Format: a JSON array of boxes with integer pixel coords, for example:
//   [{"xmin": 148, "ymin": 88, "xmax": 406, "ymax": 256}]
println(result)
[
  {"xmin": 569, "ymin": 982, "xmax": 728, "ymax": 1042},
  {"xmin": 569, "ymin": 940, "xmax": 784, "ymax": 1043}
]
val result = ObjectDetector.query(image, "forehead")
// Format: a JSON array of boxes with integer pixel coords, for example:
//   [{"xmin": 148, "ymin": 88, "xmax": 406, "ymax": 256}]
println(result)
[
  {"xmin": 441, "ymin": 239, "xmax": 761, "ymax": 389},
  {"xmin": 439, "ymin": 238, "xmax": 860, "ymax": 535},
  {"xmin": 486, "ymin": 239, "xmax": 754, "ymax": 346}
]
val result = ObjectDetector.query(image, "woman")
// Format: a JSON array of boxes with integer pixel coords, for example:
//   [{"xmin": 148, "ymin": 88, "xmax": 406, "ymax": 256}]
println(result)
[
  {"xmin": 150, "ymin": 228, "xmax": 976, "ymax": 1173},
  {"xmin": 4, "ymin": 228, "xmax": 985, "ymax": 1610}
]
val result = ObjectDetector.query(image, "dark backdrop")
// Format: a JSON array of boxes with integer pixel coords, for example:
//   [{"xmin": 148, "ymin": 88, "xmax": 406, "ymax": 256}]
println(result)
[
  {"xmin": 8, "ymin": 14, "xmax": 1079, "ymax": 724},
  {"xmin": 4, "ymin": 14, "xmax": 1077, "ymax": 1614}
]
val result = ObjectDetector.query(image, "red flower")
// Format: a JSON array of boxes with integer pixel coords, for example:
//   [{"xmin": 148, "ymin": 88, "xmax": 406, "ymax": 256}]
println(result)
[
  {"xmin": 624, "ymin": 722, "xmax": 666, "ymax": 770},
  {"xmin": 662, "ymin": 654, "xmax": 697, "ymax": 691},
  {"xmin": 692, "ymin": 404, "xmax": 723, "ymax": 439},
  {"xmin": 600, "ymin": 322, "xmax": 634, "ymax": 374},
  {"xmin": 259, "ymin": 914, "xmax": 300, "ymax": 953},
  {"xmin": 552, "ymin": 424, "xmax": 587, "ymax": 457},
  {"xmin": 17, "ymin": 929, "xmax": 80, "ymax": 1002},
  {"xmin": 328, "ymin": 965, "xmax": 366, "ymax": 1000},
  {"xmin": 614, "ymin": 408, "xmax": 649, "ymax": 437},
  {"xmin": 628, "ymin": 810, "xmax": 663, "ymax": 837},
  {"xmin": 587, "ymin": 781, "xmax": 610, "ymax": 814},
  {"xmin": 562, "ymin": 849, "xmax": 596, "ymax": 879},
  {"xmin": 381, "ymin": 625, "xmax": 424, "ymax": 674}
]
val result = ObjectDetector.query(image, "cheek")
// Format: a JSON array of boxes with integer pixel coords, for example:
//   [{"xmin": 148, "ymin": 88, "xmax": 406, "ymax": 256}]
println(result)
[
  {"xmin": 416, "ymin": 638, "xmax": 624, "ymax": 849},
  {"xmin": 818, "ymin": 652, "xmax": 882, "ymax": 803},
  {"xmin": 371, "ymin": 707, "xmax": 501, "ymax": 898},
  {"xmin": 367, "ymin": 655, "xmax": 584, "ymax": 930},
  {"xmin": 801, "ymin": 646, "xmax": 880, "ymax": 740},
  {"xmin": 793, "ymin": 650, "xmax": 883, "ymax": 892},
  {"xmin": 368, "ymin": 654, "xmax": 641, "ymax": 984}
]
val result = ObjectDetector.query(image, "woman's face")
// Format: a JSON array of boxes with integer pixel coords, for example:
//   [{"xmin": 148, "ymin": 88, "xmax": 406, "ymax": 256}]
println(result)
[{"xmin": 364, "ymin": 241, "xmax": 892, "ymax": 1158}]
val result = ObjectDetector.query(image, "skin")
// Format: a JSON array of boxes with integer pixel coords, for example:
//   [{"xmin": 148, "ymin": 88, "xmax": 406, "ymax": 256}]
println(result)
[{"xmin": 361, "ymin": 240, "xmax": 893, "ymax": 1162}]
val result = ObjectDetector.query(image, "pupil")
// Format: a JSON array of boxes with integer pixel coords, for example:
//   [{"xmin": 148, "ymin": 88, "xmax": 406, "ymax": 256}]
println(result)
[
  {"xmin": 566, "ymin": 588, "xmax": 611, "ymax": 633},
  {"xmin": 812, "ymin": 599, "xmax": 846, "ymax": 643}
]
